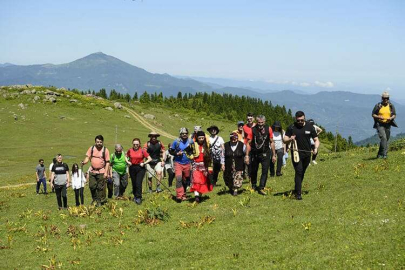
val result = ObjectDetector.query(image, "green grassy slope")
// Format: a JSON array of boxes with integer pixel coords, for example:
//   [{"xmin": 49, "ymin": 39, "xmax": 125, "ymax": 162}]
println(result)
[
  {"xmin": 0, "ymin": 86, "xmax": 151, "ymax": 185},
  {"xmin": 0, "ymin": 149, "xmax": 404, "ymax": 269},
  {"xmin": 0, "ymin": 86, "xmax": 404, "ymax": 269}
]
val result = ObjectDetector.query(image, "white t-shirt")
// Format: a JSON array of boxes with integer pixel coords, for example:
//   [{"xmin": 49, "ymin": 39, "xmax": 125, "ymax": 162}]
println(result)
[
  {"xmin": 49, "ymin": 163, "xmax": 54, "ymax": 173},
  {"xmin": 71, "ymin": 169, "xmax": 86, "ymax": 190},
  {"xmin": 273, "ymin": 131, "xmax": 284, "ymax": 150}
]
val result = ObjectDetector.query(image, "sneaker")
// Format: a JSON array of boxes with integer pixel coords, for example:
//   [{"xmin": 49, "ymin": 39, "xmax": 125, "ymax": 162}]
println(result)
[
  {"xmin": 383, "ymin": 155, "xmax": 387, "ymax": 159},
  {"xmin": 135, "ymin": 198, "xmax": 142, "ymax": 205},
  {"xmin": 36, "ymin": 193, "xmax": 39, "ymax": 195},
  {"xmin": 257, "ymin": 189, "xmax": 266, "ymax": 196},
  {"xmin": 232, "ymin": 190, "xmax": 238, "ymax": 196},
  {"xmin": 312, "ymin": 160, "xmax": 318, "ymax": 165},
  {"xmin": 148, "ymin": 188, "xmax": 153, "ymax": 194},
  {"xmin": 296, "ymin": 194, "xmax": 302, "ymax": 200},
  {"xmin": 176, "ymin": 198, "xmax": 182, "ymax": 203},
  {"xmin": 156, "ymin": 187, "xmax": 162, "ymax": 193},
  {"xmin": 195, "ymin": 196, "xmax": 200, "ymax": 203},
  {"xmin": 276, "ymin": 173, "xmax": 283, "ymax": 177}
]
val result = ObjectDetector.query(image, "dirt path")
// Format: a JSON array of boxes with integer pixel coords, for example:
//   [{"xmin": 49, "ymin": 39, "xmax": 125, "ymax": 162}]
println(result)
[
  {"xmin": 124, "ymin": 106, "xmax": 177, "ymax": 140},
  {"xmin": 0, "ymin": 182, "xmax": 35, "ymax": 189}
]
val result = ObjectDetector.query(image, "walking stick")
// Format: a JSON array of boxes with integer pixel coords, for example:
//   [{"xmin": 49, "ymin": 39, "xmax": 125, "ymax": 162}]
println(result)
[{"xmin": 145, "ymin": 166, "xmax": 176, "ymax": 199}]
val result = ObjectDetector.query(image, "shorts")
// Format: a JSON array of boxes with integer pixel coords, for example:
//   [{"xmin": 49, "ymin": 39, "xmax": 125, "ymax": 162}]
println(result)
[{"xmin": 146, "ymin": 162, "xmax": 163, "ymax": 178}]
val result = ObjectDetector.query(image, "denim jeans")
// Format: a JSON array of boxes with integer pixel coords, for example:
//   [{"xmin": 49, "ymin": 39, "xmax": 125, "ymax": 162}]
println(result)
[
  {"xmin": 377, "ymin": 123, "xmax": 391, "ymax": 156},
  {"xmin": 36, "ymin": 178, "xmax": 47, "ymax": 193}
]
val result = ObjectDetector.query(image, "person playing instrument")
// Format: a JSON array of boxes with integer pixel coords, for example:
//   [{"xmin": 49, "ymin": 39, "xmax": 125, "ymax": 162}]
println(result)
[{"xmin": 283, "ymin": 111, "xmax": 320, "ymax": 200}]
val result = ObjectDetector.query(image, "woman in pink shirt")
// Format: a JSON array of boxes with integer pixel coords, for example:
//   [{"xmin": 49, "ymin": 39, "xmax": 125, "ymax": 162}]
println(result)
[{"xmin": 126, "ymin": 138, "xmax": 152, "ymax": 205}]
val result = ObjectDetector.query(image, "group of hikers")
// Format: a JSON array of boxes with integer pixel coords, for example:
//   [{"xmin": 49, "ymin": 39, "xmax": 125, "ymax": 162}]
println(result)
[
  {"xmin": 34, "ymin": 91, "xmax": 397, "ymax": 209},
  {"xmin": 36, "ymin": 109, "xmax": 324, "ymax": 209}
]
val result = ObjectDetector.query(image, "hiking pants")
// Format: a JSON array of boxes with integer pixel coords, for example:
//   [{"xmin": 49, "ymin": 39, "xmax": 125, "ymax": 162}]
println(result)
[
  {"xmin": 250, "ymin": 151, "xmax": 270, "ymax": 190},
  {"xmin": 292, "ymin": 155, "xmax": 311, "ymax": 195},
  {"xmin": 167, "ymin": 168, "xmax": 175, "ymax": 187},
  {"xmin": 129, "ymin": 165, "xmax": 145, "ymax": 199},
  {"xmin": 209, "ymin": 161, "xmax": 222, "ymax": 185},
  {"xmin": 89, "ymin": 173, "xmax": 106, "ymax": 204},
  {"xmin": 269, "ymin": 149, "xmax": 284, "ymax": 176},
  {"xmin": 377, "ymin": 124, "xmax": 391, "ymax": 156},
  {"xmin": 54, "ymin": 184, "xmax": 67, "ymax": 209},
  {"xmin": 175, "ymin": 163, "xmax": 191, "ymax": 199},
  {"xmin": 107, "ymin": 178, "xmax": 113, "ymax": 199},
  {"xmin": 112, "ymin": 171, "xmax": 128, "ymax": 197},
  {"xmin": 36, "ymin": 178, "xmax": 47, "ymax": 193},
  {"xmin": 74, "ymin": 187, "xmax": 84, "ymax": 206}
]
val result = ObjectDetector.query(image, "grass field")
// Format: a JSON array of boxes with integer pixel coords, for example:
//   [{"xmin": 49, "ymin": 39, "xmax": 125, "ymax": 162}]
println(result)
[{"xmin": 0, "ymin": 86, "xmax": 404, "ymax": 269}]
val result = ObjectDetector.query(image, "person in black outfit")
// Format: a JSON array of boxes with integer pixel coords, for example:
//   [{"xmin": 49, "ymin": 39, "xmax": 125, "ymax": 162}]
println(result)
[
  {"xmin": 245, "ymin": 115, "xmax": 276, "ymax": 195},
  {"xmin": 224, "ymin": 131, "xmax": 246, "ymax": 196},
  {"xmin": 50, "ymin": 154, "xmax": 70, "ymax": 210},
  {"xmin": 284, "ymin": 111, "xmax": 320, "ymax": 200}
]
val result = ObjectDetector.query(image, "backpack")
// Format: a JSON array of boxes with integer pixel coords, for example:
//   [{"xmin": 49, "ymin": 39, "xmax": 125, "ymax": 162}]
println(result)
[
  {"xmin": 147, "ymin": 141, "xmax": 162, "ymax": 149},
  {"xmin": 90, "ymin": 146, "xmax": 106, "ymax": 163}
]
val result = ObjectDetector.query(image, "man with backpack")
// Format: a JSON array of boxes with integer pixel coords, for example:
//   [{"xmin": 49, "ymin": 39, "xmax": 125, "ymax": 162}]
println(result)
[
  {"xmin": 109, "ymin": 144, "xmax": 128, "ymax": 198},
  {"xmin": 169, "ymin": 127, "xmax": 193, "ymax": 202},
  {"xmin": 245, "ymin": 115, "xmax": 276, "ymax": 195},
  {"xmin": 207, "ymin": 125, "xmax": 225, "ymax": 186},
  {"xmin": 372, "ymin": 91, "xmax": 397, "ymax": 159},
  {"xmin": 81, "ymin": 135, "xmax": 110, "ymax": 206},
  {"xmin": 144, "ymin": 131, "xmax": 166, "ymax": 193}
]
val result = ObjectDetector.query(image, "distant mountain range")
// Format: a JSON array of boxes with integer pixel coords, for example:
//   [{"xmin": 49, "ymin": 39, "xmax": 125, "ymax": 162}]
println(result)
[
  {"xmin": 1, "ymin": 52, "xmax": 403, "ymax": 141},
  {"xmin": 355, "ymin": 133, "xmax": 405, "ymax": 146}
]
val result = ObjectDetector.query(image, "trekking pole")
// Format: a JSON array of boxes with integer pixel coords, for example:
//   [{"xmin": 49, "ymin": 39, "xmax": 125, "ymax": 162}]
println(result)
[{"xmin": 145, "ymin": 166, "xmax": 176, "ymax": 199}]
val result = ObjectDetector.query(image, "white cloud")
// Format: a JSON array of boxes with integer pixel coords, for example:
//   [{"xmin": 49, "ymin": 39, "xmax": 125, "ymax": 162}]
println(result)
[
  {"xmin": 300, "ymin": 82, "xmax": 311, "ymax": 87},
  {"xmin": 314, "ymin": 81, "xmax": 334, "ymax": 88}
]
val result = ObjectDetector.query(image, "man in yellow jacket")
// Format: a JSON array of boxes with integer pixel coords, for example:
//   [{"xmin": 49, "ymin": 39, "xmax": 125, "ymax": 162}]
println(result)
[{"xmin": 372, "ymin": 91, "xmax": 397, "ymax": 159}]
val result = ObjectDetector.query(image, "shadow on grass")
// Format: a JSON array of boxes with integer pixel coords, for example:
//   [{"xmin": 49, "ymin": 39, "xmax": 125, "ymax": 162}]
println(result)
[
  {"xmin": 363, "ymin": 157, "xmax": 379, "ymax": 161},
  {"xmin": 217, "ymin": 188, "xmax": 246, "ymax": 196},
  {"xmin": 273, "ymin": 190, "xmax": 309, "ymax": 196},
  {"xmin": 189, "ymin": 195, "xmax": 210, "ymax": 203}
]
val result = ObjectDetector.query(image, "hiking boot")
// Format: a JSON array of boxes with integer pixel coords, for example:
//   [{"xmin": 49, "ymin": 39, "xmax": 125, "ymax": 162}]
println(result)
[
  {"xmin": 148, "ymin": 188, "xmax": 153, "ymax": 194},
  {"xmin": 312, "ymin": 160, "xmax": 318, "ymax": 165},
  {"xmin": 257, "ymin": 189, "xmax": 266, "ymax": 196},
  {"xmin": 195, "ymin": 196, "xmax": 201, "ymax": 203}
]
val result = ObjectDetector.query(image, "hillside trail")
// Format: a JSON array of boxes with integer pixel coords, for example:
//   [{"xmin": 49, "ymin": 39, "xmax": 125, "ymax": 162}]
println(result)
[
  {"xmin": 124, "ymin": 106, "xmax": 177, "ymax": 140},
  {"xmin": 0, "ymin": 106, "xmax": 176, "ymax": 189},
  {"xmin": 0, "ymin": 182, "xmax": 35, "ymax": 189}
]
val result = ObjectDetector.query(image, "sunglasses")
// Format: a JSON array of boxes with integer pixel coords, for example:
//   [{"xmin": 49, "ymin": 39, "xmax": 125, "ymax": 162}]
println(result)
[
  {"xmin": 180, "ymin": 133, "xmax": 188, "ymax": 135},
  {"xmin": 382, "ymin": 97, "xmax": 389, "ymax": 100},
  {"xmin": 296, "ymin": 119, "xmax": 305, "ymax": 123}
]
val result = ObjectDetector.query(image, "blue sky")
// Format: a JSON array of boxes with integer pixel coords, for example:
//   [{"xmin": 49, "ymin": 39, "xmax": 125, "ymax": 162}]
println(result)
[{"xmin": 1, "ymin": 0, "xmax": 404, "ymax": 98}]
